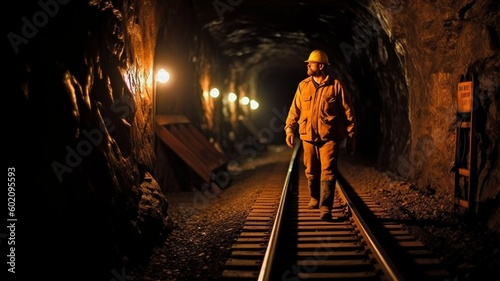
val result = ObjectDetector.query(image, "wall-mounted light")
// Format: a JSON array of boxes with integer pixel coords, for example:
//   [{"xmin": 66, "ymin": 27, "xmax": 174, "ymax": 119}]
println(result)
[
  {"xmin": 210, "ymin": 88, "xmax": 220, "ymax": 98},
  {"xmin": 240, "ymin": 96, "xmax": 250, "ymax": 105},
  {"xmin": 156, "ymin": 68, "xmax": 170, "ymax": 84},
  {"xmin": 228, "ymin": 92, "xmax": 237, "ymax": 102},
  {"xmin": 250, "ymin": 99, "xmax": 259, "ymax": 110},
  {"xmin": 153, "ymin": 68, "xmax": 171, "ymax": 121}
]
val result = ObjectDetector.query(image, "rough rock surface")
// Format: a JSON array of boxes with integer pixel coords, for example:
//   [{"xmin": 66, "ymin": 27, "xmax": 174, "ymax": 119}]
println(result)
[{"xmin": 129, "ymin": 145, "xmax": 499, "ymax": 281}]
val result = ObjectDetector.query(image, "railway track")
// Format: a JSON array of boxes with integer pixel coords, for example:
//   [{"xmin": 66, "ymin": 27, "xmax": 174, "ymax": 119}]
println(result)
[{"xmin": 220, "ymin": 144, "xmax": 452, "ymax": 281}]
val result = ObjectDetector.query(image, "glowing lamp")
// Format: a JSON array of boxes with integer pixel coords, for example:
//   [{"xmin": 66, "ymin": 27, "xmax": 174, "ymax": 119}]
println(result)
[
  {"xmin": 210, "ymin": 88, "xmax": 220, "ymax": 98},
  {"xmin": 250, "ymin": 100, "xmax": 259, "ymax": 110},
  {"xmin": 156, "ymin": 68, "xmax": 170, "ymax": 83},
  {"xmin": 240, "ymin": 96, "xmax": 250, "ymax": 105},
  {"xmin": 228, "ymin": 92, "xmax": 237, "ymax": 102}
]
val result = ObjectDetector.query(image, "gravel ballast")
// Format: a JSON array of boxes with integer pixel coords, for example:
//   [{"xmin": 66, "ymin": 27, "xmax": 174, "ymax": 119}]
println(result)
[{"xmin": 130, "ymin": 145, "xmax": 499, "ymax": 281}]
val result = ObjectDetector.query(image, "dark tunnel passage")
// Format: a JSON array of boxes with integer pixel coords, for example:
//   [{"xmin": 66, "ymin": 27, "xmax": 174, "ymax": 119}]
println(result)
[
  {"xmin": 153, "ymin": 0, "xmax": 412, "ymax": 167},
  {"xmin": 5, "ymin": 0, "xmax": 499, "ymax": 279},
  {"xmin": 253, "ymin": 65, "xmax": 305, "ymax": 145}
]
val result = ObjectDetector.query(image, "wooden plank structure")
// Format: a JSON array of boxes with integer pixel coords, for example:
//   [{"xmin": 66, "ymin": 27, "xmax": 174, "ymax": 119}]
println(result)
[{"xmin": 155, "ymin": 115, "xmax": 230, "ymax": 188}]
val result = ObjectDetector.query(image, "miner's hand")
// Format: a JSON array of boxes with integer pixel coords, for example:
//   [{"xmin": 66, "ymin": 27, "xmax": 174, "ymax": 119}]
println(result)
[{"xmin": 285, "ymin": 133, "xmax": 295, "ymax": 148}]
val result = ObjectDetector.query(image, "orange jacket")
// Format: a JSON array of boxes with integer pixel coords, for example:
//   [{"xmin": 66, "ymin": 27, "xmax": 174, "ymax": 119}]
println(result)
[{"xmin": 285, "ymin": 75, "xmax": 356, "ymax": 142}]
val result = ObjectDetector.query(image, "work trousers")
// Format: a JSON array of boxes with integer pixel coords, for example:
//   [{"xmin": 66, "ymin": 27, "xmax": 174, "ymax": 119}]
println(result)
[{"xmin": 302, "ymin": 140, "xmax": 339, "ymax": 182}]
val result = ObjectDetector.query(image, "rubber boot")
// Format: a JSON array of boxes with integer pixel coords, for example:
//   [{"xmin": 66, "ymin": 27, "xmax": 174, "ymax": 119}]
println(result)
[
  {"xmin": 307, "ymin": 179, "xmax": 320, "ymax": 209},
  {"xmin": 319, "ymin": 180, "xmax": 335, "ymax": 220}
]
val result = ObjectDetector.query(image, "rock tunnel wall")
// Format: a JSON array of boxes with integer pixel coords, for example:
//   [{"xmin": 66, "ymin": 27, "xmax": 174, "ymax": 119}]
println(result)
[
  {"xmin": 371, "ymin": 0, "xmax": 499, "ymax": 231},
  {"xmin": 328, "ymin": 0, "xmax": 499, "ymax": 232},
  {"xmin": 7, "ymin": 0, "xmax": 173, "ymax": 277}
]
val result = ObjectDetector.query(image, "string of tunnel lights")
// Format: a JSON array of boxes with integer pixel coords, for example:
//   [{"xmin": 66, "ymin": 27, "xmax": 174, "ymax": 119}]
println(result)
[
  {"xmin": 155, "ymin": 68, "xmax": 259, "ymax": 110},
  {"xmin": 210, "ymin": 88, "xmax": 259, "ymax": 110},
  {"xmin": 241, "ymin": 96, "xmax": 259, "ymax": 110}
]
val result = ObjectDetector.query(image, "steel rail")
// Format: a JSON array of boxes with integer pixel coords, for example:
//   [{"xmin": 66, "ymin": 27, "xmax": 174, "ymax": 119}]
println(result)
[
  {"xmin": 257, "ymin": 140, "xmax": 405, "ymax": 281},
  {"xmin": 257, "ymin": 141, "xmax": 301, "ymax": 281},
  {"xmin": 335, "ymin": 179, "xmax": 406, "ymax": 281},
  {"xmin": 222, "ymin": 144, "xmax": 449, "ymax": 280}
]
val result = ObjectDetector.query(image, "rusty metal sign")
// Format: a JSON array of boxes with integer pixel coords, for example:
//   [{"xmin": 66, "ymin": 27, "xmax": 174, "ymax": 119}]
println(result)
[{"xmin": 457, "ymin": 81, "xmax": 473, "ymax": 113}]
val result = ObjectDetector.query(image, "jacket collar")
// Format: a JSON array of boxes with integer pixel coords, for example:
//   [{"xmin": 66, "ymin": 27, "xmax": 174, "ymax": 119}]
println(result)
[{"xmin": 307, "ymin": 74, "xmax": 332, "ymax": 87}]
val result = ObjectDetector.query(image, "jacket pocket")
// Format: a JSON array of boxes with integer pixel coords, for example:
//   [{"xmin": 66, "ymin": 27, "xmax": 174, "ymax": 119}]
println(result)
[
  {"xmin": 303, "ymin": 95, "xmax": 312, "ymax": 110},
  {"xmin": 299, "ymin": 118, "xmax": 308, "ymax": 135},
  {"xmin": 322, "ymin": 94, "xmax": 339, "ymax": 116}
]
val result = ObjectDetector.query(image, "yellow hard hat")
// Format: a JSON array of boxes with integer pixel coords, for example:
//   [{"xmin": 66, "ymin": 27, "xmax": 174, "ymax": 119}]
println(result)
[{"xmin": 304, "ymin": 50, "xmax": 330, "ymax": 65}]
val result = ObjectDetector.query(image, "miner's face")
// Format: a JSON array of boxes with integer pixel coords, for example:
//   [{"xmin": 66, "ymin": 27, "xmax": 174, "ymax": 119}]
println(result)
[{"xmin": 307, "ymin": 62, "xmax": 323, "ymax": 76}]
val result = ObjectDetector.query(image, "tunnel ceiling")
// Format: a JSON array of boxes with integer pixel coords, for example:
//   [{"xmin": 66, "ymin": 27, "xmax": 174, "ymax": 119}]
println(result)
[{"xmin": 192, "ymin": 0, "xmax": 368, "ymax": 73}]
